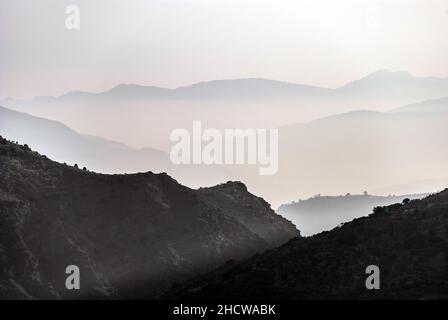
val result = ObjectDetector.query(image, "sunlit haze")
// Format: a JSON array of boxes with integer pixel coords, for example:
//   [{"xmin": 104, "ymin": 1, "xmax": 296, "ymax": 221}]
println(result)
[{"xmin": 1, "ymin": 0, "xmax": 448, "ymax": 99}]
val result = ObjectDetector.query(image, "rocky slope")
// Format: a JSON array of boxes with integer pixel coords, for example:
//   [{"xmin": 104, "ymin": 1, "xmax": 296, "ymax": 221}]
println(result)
[
  {"xmin": 198, "ymin": 183, "xmax": 299, "ymax": 246},
  {"xmin": 167, "ymin": 191, "xmax": 448, "ymax": 299},
  {"xmin": 0, "ymin": 137, "xmax": 298, "ymax": 299}
]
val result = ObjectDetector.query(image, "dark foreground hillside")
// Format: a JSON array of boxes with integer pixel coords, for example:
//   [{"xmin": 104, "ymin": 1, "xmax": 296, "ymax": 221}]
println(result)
[
  {"xmin": 167, "ymin": 191, "xmax": 448, "ymax": 299},
  {"xmin": 0, "ymin": 137, "xmax": 298, "ymax": 299}
]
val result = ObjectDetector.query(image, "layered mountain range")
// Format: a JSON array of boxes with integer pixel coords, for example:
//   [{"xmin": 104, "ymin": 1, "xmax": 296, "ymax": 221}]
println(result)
[
  {"xmin": 0, "ymin": 105, "xmax": 234, "ymax": 188},
  {"xmin": 2, "ymin": 99, "xmax": 448, "ymax": 208},
  {"xmin": 0, "ymin": 137, "xmax": 298, "ymax": 299},
  {"xmin": 278, "ymin": 193, "xmax": 428, "ymax": 236},
  {"xmin": 2, "ymin": 70, "xmax": 448, "ymax": 153},
  {"xmin": 4, "ymin": 70, "xmax": 448, "ymax": 103},
  {"xmin": 167, "ymin": 190, "xmax": 448, "ymax": 299},
  {"xmin": 1, "ymin": 69, "xmax": 448, "ymax": 300}
]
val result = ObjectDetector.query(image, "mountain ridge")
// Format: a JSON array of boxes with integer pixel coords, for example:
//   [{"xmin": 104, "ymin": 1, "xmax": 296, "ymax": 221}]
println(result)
[
  {"xmin": 391, "ymin": 97, "xmax": 448, "ymax": 114},
  {"xmin": 5, "ymin": 70, "xmax": 448, "ymax": 102},
  {"xmin": 277, "ymin": 193, "xmax": 428, "ymax": 236},
  {"xmin": 0, "ymin": 136, "xmax": 299, "ymax": 299},
  {"xmin": 166, "ymin": 190, "xmax": 448, "ymax": 299},
  {"xmin": 0, "ymin": 105, "xmax": 237, "ymax": 189}
]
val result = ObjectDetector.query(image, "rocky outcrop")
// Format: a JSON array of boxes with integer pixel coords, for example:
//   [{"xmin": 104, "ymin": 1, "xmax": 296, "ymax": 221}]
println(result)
[{"xmin": 198, "ymin": 182, "xmax": 299, "ymax": 246}]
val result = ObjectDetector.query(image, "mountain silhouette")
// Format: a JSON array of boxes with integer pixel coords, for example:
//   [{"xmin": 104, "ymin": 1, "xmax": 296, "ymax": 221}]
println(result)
[
  {"xmin": 4, "ymin": 70, "xmax": 446, "ymax": 103},
  {"xmin": 278, "ymin": 193, "xmax": 427, "ymax": 236},
  {"xmin": 0, "ymin": 105, "xmax": 167, "ymax": 172},
  {"xmin": 167, "ymin": 191, "xmax": 448, "ymax": 299},
  {"xmin": 3, "ymin": 102, "xmax": 448, "ymax": 208},
  {"xmin": 171, "ymin": 78, "xmax": 330, "ymax": 100},
  {"xmin": 3, "ymin": 70, "xmax": 448, "ymax": 157},
  {"xmin": 0, "ymin": 137, "xmax": 298, "ymax": 299},
  {"xmin": 27, "ymin": 78, "xmax": 330, "ymax": 102},
  {"xmin": 392, "ymin": 97, "xmax": 448, "ymax": 114},
  {"xmin": 0, "ymin": 105, "xmax": 239, "ymax": 188},
  {"xmin": 269, "ymin": 107, "xmax": 448, "ymax": 205},
  {"xmin": 336, "ymin": 70, "xmax": 448, "ymax": 100},
  {"xmin": 199, "ymin": 182, "xmax": 300, "ymax": 246}
]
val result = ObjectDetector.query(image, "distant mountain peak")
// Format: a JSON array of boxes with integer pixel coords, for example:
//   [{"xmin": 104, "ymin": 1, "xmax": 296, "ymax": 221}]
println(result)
[
  {"xmin": 105, "ymin": 83, "xmax": 170, "ymax": 92},
  {"xmin": 336, "ymin": 69, "xmax": 426, "ymax": 96},
  {"xmin": 363, "ymin": 69, "xmax": 414, "ymax": 80}
]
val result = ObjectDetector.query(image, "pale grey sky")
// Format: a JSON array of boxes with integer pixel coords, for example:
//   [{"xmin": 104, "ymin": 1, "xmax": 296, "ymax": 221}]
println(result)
[{"xmin": 1, "ymin": 0, "xmax": 448, "ymax": 99}]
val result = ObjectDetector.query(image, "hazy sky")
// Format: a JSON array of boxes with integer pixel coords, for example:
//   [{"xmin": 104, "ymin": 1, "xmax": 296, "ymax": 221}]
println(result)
[{"xmin": 1, "ymin": 0, "xmax": 448, "ymax": 99}]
